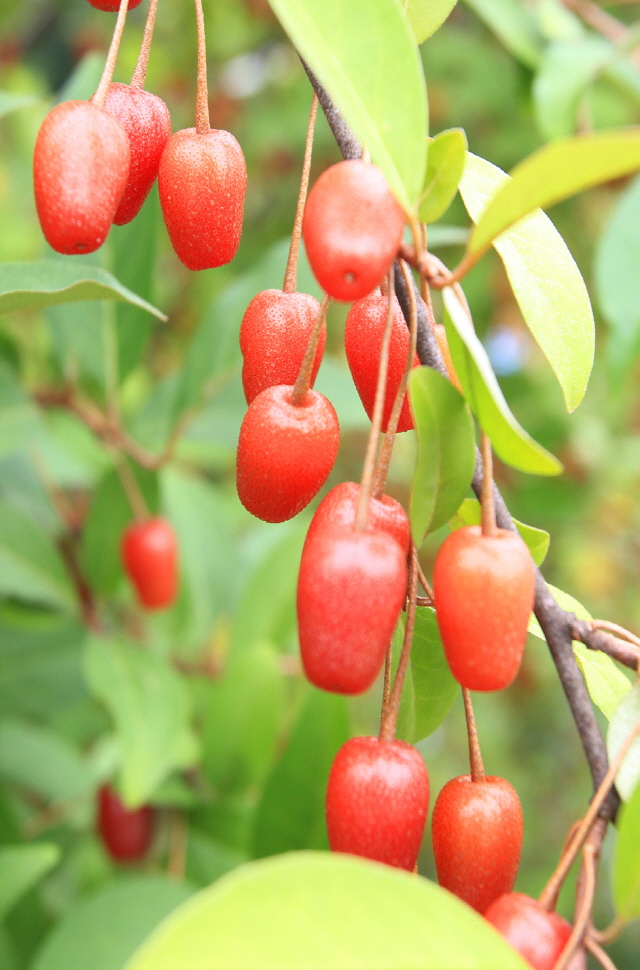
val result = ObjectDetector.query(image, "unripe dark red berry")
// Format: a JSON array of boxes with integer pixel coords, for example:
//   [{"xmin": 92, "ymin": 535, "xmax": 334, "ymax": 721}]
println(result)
[
  {"xmin": 158, "ymin": 127, "xmax": 246, "ymax": 270},
  {"xmin": 345, "ymin": 291, "xmax": 419, "ymax": 432},
  {"xmin": 87, "ymin": 0, "xmax": 144, "ymax": 9},
  {"xmin": 485, "ymin": 893, "xmax": 584, "ymax": 970},
  {"xmin": 431, "ymin": 774, "xmax": 523, "ymax": 914},
  {"xmin": 326, "ymin": 736, "xmax": 429, "ymax": 871},
  {"xmin": 240, "ymin": 290, "xmax": 325, "ymax": 404},
  {"xmin": 102, "ymin": 82, "xmax": 171, "ymax": 225},
  {"xmin": 121, "ymin": 517, "xmax": 178, "ymax": 610},
  {"xmin": 97, "ymin": 784, "xmax": 154, "ymax": 863},
  {"xmin": 298, "ymin": 526, "xmax": 407, "ymax": 694},
  {"xmin": 236, "ymin": 385, "xmax": 339, "ymax": 523},
  {"xmin": 304, "ymin": 481, "xmax": 410, "ymax": 555},
  {"xmin": 33, "ymin": 100, "xmax": 130, "ymax": 255},
  {"xmin": 302, "ymin": 159, "xmax": 405, "ymax": 302},
  {"xmin": 433, "ymin": 526, "xmax": 535, "ymax": 691}
]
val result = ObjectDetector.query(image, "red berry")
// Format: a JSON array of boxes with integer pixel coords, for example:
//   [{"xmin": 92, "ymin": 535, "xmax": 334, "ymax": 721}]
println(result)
[
  {"xmin": 298, "ymin": 526, "xmax": 407, "ymax": 694},
  {"xmin": 302, "ymin": 159, "xmax": 406, "ymax": 302},
  {"xmin": 236, "ymin": 385, "xmax": 339, "ymax": 523},
  {"xmin": 304, "ymin": 481, "xmax": 410, "ymax": 555},
  {"xmin": 433, "ymin": 526, "xmax": 535, "ymax": 691},
  {"xmin": 33, "ymin": 100, "xmax": 130, "ymax": 254},
  {"xmin": 121, "ymin": 517, "xmax": 178, "ymax": 610},
  {"xmin": 158, "ymin": 127, "xmax": 246, "ymax": 270},
  {"xmin": 87, "ymin": 0, "xmax": 144, "ymax": 9},
  {"xmin": 344, "ymin": 291, "xmax": 419, "ymax": 432},
  {"xmin": 240, "ymin": 290, "xmax": 325, "ymax": 404},
  {"xmin": 326, "ymin": 736, "xmax": 429, "ymax": 870},
  {"xmin": 97, "ymin": 784, "xmax": 154, "ymax": 863},
  {"xmin": 102, "ymin": 83, "xmax": 171, "ymax": 225},
  {"xmin": 431, "ymin": 774, "xmax": 523, "ymax": 914},
  {"xmin": 485, "ymin": 893, "xmax": 581, "ymax": 970}
]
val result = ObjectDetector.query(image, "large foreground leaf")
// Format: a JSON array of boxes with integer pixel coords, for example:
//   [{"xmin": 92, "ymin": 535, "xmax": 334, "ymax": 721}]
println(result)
[
  {"xmin": 402, "ymin": 0, "xmax": 459, "ymax": 45},
  {"xmin": 614, "ymin": 779, "xmax": 640, "ymax": 919}
]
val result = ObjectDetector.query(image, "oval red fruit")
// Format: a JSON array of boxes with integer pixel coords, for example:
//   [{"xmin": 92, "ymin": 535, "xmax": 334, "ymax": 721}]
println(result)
[
  {"xmin": 236, "ymin": 385, "xmax": 339, "ymax": 523},
  {"xmin": 302, "ymin": 159, "xmax": 405, "ymax": 302},
  {"xmin": 485, "ymin": 893, "xmax": 582, "ymax": 970},
  {"xmin": 326, "ymin": 736, "xmax": 429, "ymax": 870},
  {"xmin": 298, "ymin": 527, "xmax": 407, "ymax": 694},
  {"xmin": 87, "ymin": 0, "xmax": 144, "ymax": 9},
  {"xmin": 102, "ymin": 83, "xmax": 171, "ymax": 225},
  {"xmin": 121, "ymin": 516, "xmax": 178, "ymax": 610},
  {"xmin": 433, "ymin": 525, "xmax": 535, "ymax": 691},
  {"xmin": 345, "ymin": 291, "xmax": 419, "ymax": 432},
  {"xmin": 158, "ymin": 127, "xmax": 246, "ymax": 270},
  {"xmin": 240, "ymin": 290, "xmax": 325, "ymax": 404},
  {"xmin": 432, "ymin": 774, "xmax": 523, "ymax": 914},
  {"xmin": 304, "ymin": 481, "xmax": 410, "ymax": 555},
  {"xmin": 97, "ymin": 784, "xmax": 154, "ymax": 863},
  {"xmin": 33, "ymin": 100, "xmax": 130, "ymax": 254}
]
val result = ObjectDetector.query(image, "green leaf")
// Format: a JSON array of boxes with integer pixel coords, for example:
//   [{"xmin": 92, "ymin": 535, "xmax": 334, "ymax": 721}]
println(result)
[
  {"xmin": 0, "ymin": 262, "xmax": 166, "ymax": 319},
  {"xmin": 408, "ymin": 367, "xmax": 475, "ymax": 544},
  {"xmin": 459, "ymin": 152, "xmax": 594, "ymax": 413},
  {"xmin": 0, "ymin": 361, "xmax": 42, "ymax": 461},
  {"xmin": 450, "ymin": 497, "xmax": 550, "ymax": 566},
  {"xmin": 267, "ymin": 0, "xmax": 428, "ymax": 211},
  {"xmin": 202, "ymin": 642, "xmax": 285, "ymax": 794},
  {"xmin": 32, "ymin": 877, "xmax": 193, "ymax": 970},
  {"xmin": 442, "ymin": 287, "xmax": 562, "ymax": 476},
  {"xmin": 396, "ymin": 608, "xmax": 459, "ymax": 744},
  {"xmin": 607, "ymin": 681, "xmax": 640, "ymax": 801},
  {"xmin": 614, "ymin": 778, "xmax": 640, "ymax": 919},
  {"xmin": 0, "ymin": 500, "xmax": 75, "ymax": 612},
  {"xmin": 401, "ymin": 0, "xmax": 458, "ymax": 44},
  {"xmin": 533, "ymin": 37, "xmax": 612, "ymax": 141},
  {"xmin": 528, "ymin": 585, "xmax": 631, "ymax": 721},
  {"xmin": 0, "ymin": 91, "xmax": 38, "ymax": 118},
  {"xmin": 419, "ymin": 129, "xmax": 468, "ymax": 223},
  {"xmin": 251, "ymin": 690, "xmax": 350, "ymax": 857},
  {"xmin": 0, "ymin": 844, "xmax": 59, "ymax": 922},
  {"xmin": 124, "ymin": 852, "xmax": 532, "ymax": 970},
  {"xmin": 462, "ymin": 0, "xmax": 542, "ymax": 69},
  {"xmin": 84, "ymin": 637, "xmax": 198, "ymax": 808},
  {"xmin": 0, "ymin": 719, "xmax": 91, "ymax": 803}
]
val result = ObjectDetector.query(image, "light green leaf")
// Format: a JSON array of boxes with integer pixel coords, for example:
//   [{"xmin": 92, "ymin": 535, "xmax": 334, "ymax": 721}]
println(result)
[
  {"xmin": 125, "ymin": 852, "xmax": 532, "ymax": 970},
  {"xmin": 0, "ymin": 262, "xmax": 166, "ymax": 319},
  {"xmin": 614, "ymin": 777, "xmax": 640, "ymax": 918},
  {"xmin": 0, "ymin": 500, "xmax": 75, "ymax": 612},
  {"xmin": 0, "ymin": 844, "xmax": 59, "ymax": 922},
  {"xmin": 401, "ymin": 0, "xmax": 458, "ymax": 44},
  {"xmin": 408, "ymin": 367, "xmax": 475, "ymax": 543},
  {"xmin": 0, "ymin": 91, "xmax": 38, "ymax": 118},
  {"xmin": 84, "ymin": 637, "xmax": 198, "ymax": 808},
  {"xmin": 420, "ymin": 130, "xmax": 468, "ymax": 223},
  {"xmin": 533, "ymin": 37, "xmax": 612, "ymax": 140},
  {"xmin": 607, "ymin": 681, "xmax": 640, "ymax": 801},
  {"xmin": 442, "ymin": 287, "xmax": 562, "ymax": 475},
  {"xmin": 268, "ymin": 0, "xmax": 428, "ymax": 211},
  {"xmin": 450, "ymin": 497, "xmax": 550, "ymax": 566},
  {"xmin": 396, "ymin": 608, "xmax": 459, "ymax": 744},
  {"xmin": 0, "ymin": 362, "xmax": 42, "ymax": 461},
  {"xmin": 459, "ymin": 152, "xmax": 594, "ymax": 413},
  {"xmin": 462, "ymin": 0, "xmax": 543, "ymax": 69},
  {"xmin": 0, "ymin": 719, "xmax": 91, "ymax": 803}
]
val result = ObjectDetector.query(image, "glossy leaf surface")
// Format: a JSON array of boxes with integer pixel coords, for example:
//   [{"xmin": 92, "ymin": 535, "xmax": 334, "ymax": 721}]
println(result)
[
  {"xmin": 401, "ymin": 0, "xmax": 459, "ymax": 44},
  {"xmin": 396, "ymin": 607, "xmax": 459, "ymax": 744},
  {"xmin": 420, "ymin": 129, "xmax": 467, "ymax": 223}
]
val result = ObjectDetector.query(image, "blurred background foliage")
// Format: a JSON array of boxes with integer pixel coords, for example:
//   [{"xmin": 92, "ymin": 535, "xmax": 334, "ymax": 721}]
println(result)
[{"xmin": 1, "ymin": 0, "xmax": 640, "ymax": 967}]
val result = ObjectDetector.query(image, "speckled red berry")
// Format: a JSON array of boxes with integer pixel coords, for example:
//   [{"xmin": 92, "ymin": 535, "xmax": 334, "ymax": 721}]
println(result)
[
  {"xmin": 87, "ymin": 0, "xmax": 144, "ymax": 9},
  {"xmin": 304, "ymin": 481, "xmax": 410, "ymax": 555},
  {"xmin": 121, "ymin": 517, "xmax": 178, "ymax": 610},
  {"xmin": 485, "ymin": 893, "xmax": 584, "ymax": 970},
  {"xmin": 97, "ymin": 784, "xmax": 154, "ymax": 863}
]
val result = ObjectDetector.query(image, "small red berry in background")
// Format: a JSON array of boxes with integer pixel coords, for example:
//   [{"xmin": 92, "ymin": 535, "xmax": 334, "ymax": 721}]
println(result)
[
  {"xmin": 304, "ymin": 481, "xmax": 410, "ymax": 555},
  {"xmin": 326, "ymin": 736, "xmax": 429, "ymax": 871},
  {"xmin": 433, "ymin": 525, "xmax": 535, "ymax": 691},
  {"xmin": 87, "ymin": 0, "xmax": 144, "ymax": 10},
  {"xmin": 485, "ymin": 893, "xmax": 584, "ymax": 970},
  {"xmin": 431, "ymin": 774, "xmax": 524, "ymax": 914},
  {"xmin": 302, "ymin": 159, "xmax": 405, "ymax": 302},
  {"xmin": 97, "ymin": 784, "xmax": 154, "ymax": 863},
  {"xmin": 240, "ymin": 290, "xmax": 325, "ymax": 404},
  {"xmin": 121, "ymin": 517, "xmax": 178, "ymax": 610},
  {"xmin": 33, "ymin": 101, "xmax": 130, "ymax": 255},
  {"xmin": 345, "ymin": 291, "xmax": 419, "ymax": 433}
]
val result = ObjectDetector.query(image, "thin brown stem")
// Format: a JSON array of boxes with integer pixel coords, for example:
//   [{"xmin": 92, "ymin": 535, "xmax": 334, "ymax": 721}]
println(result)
[
  {"xmin": 290, "ymin": 294, "xmax": 330, "ymax": 406},
  {"xmin": 591, "ymin": 916, "xmax": 626, "ymax": 947},
  {"xmin": 553, "ymin": 820, "xmax": 605, "ymax": 970},
  {"xmin": 379, "ymin": 644, "xmax": 393, "ymax": 735},
  {"xmin": 462, "ymin": 687, "xmax": 485, "ymax": 782},
  {"xmin": 167, "ymin": 810, "xmax": 188, "ymax": 880},
  {"xmin": 480, "ymin": 431, "xmax": 497, "ymax": 537},
  {"xmin": 589, "ymin": 619, "xmax": 640, "ymax": 649},
  {"xmin": 283, "ymin": 93, "xmax": 318, "ymax": 293},
  {"xmin": 380, "ymin": 544, "xmax": 418, "ymax": 743},
  {"xmin": 194, "ymin": 0, "xmax": 210, "ymax": 134},
  {"xmin": 93, "ymin": 0, "xmax": 130, "ymax": 108},
  {"xmin": 131, "ymin": 0, "xmax": 159, "ymax": 88},
  {"xmin": 417, "ymin": 561, "xmax": 434, "ymax": 603},
  {"xmin": 115, "ymin": 455, "xmax": 149, "ymax": 523},
  {"xmin": 586, "ymin": 938, "xmax": 620, "ymax": 970}
]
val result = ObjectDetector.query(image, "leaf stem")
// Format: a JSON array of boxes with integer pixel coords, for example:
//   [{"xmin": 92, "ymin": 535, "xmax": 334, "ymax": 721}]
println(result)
[
  {"xmin": 131, "ymin": 0, "xmax": 160, "ymax": 89},
  {"xmin": 283, "ymin": 93, "xmax": 318, "ymax": 293},
  {"xmin": 93, "ymin": 0, "xmax": 130, "ymax": 109}
]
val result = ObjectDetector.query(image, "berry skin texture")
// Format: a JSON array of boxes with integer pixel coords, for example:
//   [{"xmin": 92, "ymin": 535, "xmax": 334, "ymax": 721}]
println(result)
[
  {"xmin": 102, "ymin": 83, "xmax": 171, "ymax": 225},
  {"xmin": 345, "ymin": 291, "xmax": 419, "ymax": 432},
  {"xmin": 298, "ymin": 527, "xmax": 407, "ymax": 694},
  {"xmin": 302, "ymin": 159, "xmax": 406, "ymax": 302},
  {"xmin": 485, "ymin": 893, "xmax": 584, "ymax": 970},
  {"xmin": 304, "ymin": 481, "xmax": 410, "ymax": 555},
  {"xmin": 97, "ymin": 784, "xmax": 154, "ymax": 863},
  {"xmin": 121, "ymin": 517, "xmax": 178, "ymax": 610},
  {"xmin": 433, "ymin": 525, "xmax": 535, "ymax": 691},
  {"xmin": 326, "ymin": 736, "xmax": 429, "ymax": 871},
  {"xmin": 431, "ymin": 774, "xmax": 523, "ymax": 914},
  {"xmin": 87, "ymin": 0, "xmax": 144, "ymax": 9},
  {"xmin": 240, "ymin": 290, "xmax": 325, "ymax": 404},
  {"xmin": 158, "ymin": 127, "xmax": 246, "ymax": 270},
  {"xmin": 236, "ymin": 385, "xmax": 339, "ymax": 523},
  {"xmin": 33, "ymin": 100, "xmax": 130, "ymax": 255}
]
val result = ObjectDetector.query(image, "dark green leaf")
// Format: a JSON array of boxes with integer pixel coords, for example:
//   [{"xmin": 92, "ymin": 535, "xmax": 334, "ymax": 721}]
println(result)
[
  {"xmin": 614, "ymin": 777, "xmax": 640, "ymax": 918},
  {"xmin": 0, "ymin": 844, "xmax": 60, "ymax": 922},
  {"xmin": 419, "ymin": 129, "xmax": 468, "ymax": 223},
  {"xmin": 0, "ymin": 719, "xmax": 91, "ymax": 803},
  {"xmin": 401, "ymin": 0, "xmax": 458, "ymax": 44},
  {"xmin": 607, "ymin": 680, "xmax": 640, "ymax": 801},
  {"xmin": 0, "ymin": 500, "xmax": 75, "ymax": 612},
  {"xmin": 450, "ymin": 497, "xmax": 550, "ymax": 566}
]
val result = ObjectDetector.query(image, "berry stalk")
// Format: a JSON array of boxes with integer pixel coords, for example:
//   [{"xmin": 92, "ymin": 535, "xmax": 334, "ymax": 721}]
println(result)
[
  {"xmin": 290, "ymin": 294, "xmax": 331, "ymax": 406},
  {"xmin": 462, "ymin": 687, "xmax": 485, "ymax": 782},
  {"xmin": 131, "ymin": 0, "xmax": 160, "ymax": 89},
  {"xmin": 93, "ymin": 0, "xmax": 131, "ymax": 109},
  {"xmin": 480, "ymin": 431, "xmax": 497, "ymax": 537},
  {"xmin": 194, "ymin": 0, "xmax": 210, "ymax": 134},
  {"xmin": 379, "ymin": 543, "xmax": 418, "ymax": 743},
  {"xmin": 283, "ymin": 93, "xmax": 318, "ymax": 294}
]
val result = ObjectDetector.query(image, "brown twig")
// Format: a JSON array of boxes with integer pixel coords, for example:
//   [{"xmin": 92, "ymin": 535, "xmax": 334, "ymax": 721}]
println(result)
[
  {"xmin": 283, "ymin": 93, "xmax": 318, "ymax": 293},
  {"xmin": 585, "ymin": 937, "xmax": 620, "ymax": 970}
]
